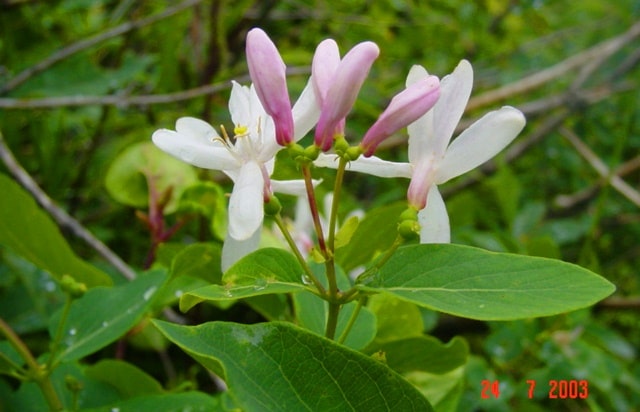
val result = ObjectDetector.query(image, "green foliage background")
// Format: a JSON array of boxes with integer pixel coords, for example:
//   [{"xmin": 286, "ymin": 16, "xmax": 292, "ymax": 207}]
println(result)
[{"xmin": 1, "ymin": 0, "xmax": 639, "ymax": 411}]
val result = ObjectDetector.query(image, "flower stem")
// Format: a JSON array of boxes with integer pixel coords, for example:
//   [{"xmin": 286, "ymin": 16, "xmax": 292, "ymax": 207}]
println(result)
[
  {"xmin": 337, "ymin": 297, "xmax": 365, "ymax": 344},
  {"xmin": 327, "ymin": 157, "xmax": 347, "ymax": 251},
  {"xmin": 325, "ymin": 302, "xmax": 341, "ymax": 340},
  {"xmin": 301, "ymin": 164, "xmax": 328, "ymax": 256},
  {"xmin": 0, "ymin": 317, "xmax": 63, "ymax": 411},
  {"xmin": 272, "ymin": 213, "xmax": 326, "ymax": 295},
  {"xmin": 356, "ymin": 235, "xmax": 404, "ymax": 284}
]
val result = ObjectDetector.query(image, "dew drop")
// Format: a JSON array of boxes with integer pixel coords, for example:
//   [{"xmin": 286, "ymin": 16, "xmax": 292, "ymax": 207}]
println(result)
[
  {"xmin": 102, "ymin": 321, "xmax": 109, "ymax": 327},
  {"xmin": 143, "ymin": 286, "xmax": 157, "ymax": 301},
  {"xmin": 174, "ymin": 290, "xmax": 183, "ymax": 298},
  {"xmin": 478, "ymin": 304, "xmax": 486, "ymax": 309},
  {"xmin": 253, "ymin": 278, "xmax": 268, "ymax": 291},
  {"xmin": 300, "ymin": 275, "xmax": 313, "ymax": 285},
  {"xmin": 111, "ymin": 408, "xmax": 120, "ymax": 412},
  {"xmin": 224, "ymin": 289, "xmax": 233, "ymax": 298},
  {"xmin": 69, "ymin": 328, "xmax": 77, "ymax": 336},
  {"xmin": 44, "ymin": 281, "xmax": 56, "ymax": 292}
]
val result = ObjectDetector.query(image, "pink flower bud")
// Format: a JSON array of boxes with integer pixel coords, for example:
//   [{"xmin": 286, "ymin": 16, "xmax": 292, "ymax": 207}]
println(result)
[
  {"xmin": 360, "ymin": 75, "xmax": 440, "ymax": 157},
  {"xmin": 246, "ymin": 28, "xmax": 294, "ymax": 146},
  {"xmin": 314, "ymin": 41, "xmax": 380, "ymax": 151}
]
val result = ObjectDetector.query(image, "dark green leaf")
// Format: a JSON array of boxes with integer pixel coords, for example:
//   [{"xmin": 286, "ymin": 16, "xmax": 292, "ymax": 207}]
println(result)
[
  {"xmin": 154, "ymin": 320, "xmax": 433, "ymax": 411},
  {"xmin": 0, "ymin": 173, "xmax": 111, "ymax": 287},
  {"xmin": 49, "ymin": 271, "xmax": 167, "ymax": 362}
]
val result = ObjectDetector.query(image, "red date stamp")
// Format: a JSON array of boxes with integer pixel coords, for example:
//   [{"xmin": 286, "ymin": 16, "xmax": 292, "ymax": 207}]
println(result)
[{"xmin": 481, "ymin": 379, "xmax": 589, "ymax": 399}]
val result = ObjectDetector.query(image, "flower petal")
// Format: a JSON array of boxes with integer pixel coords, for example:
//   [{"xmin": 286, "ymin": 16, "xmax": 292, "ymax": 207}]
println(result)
[
  {"xmin": 314, "ymin": 41, "xmax": 379, "ymax": 150},
  {"xmin": 227, "ymin": 161, "xmax": 264, "ymax": 240},
  {"xmin": 315, "ymin": 153, "xmax": 412, "ymax": 178},
  {"xmin": 312, "ymin": 39, "xmax": 341, "ymax": 104},
  {"xmin": 361, "ymin": 75, "xmax": 440, "ymax": 156},
  {"xmin": 418, "ymin": 185, "xmax": 450, "ymax": 243},
  {"xmin": 407, "ymin": 66, "xmax": 436, "ymax": 165},
  {"xmin": 436, "ymin": 106, "xmax": 526, "ymax": 183},
  {"xmin": 292, "ymin": 76, "xmax": 321, "ymax": 141},
  {"xmin": 433, "ymin": 59, "xmax": 474, "ymax": 157},
  {"xmin": 246, "ymin": 28, "xmax": 294, "ymax": 145},
  {"xmin": 271, "ymin": 178, "xmax": 319, "ymax": 196},
  {"xmin": 221, "ymin": 228, "xmax": 261, "ymax": 272},
  {"xmin": 152, "ymin": 129, "xmax": 238, "ymax": 171}
]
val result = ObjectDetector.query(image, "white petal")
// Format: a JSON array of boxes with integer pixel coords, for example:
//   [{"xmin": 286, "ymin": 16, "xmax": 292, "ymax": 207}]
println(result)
[
  {"xmin": 436, "ymin": 106, "xmax": 526, "ymax": 183},
  {"xmin": 292, "ymin": 76, "xmax": 321, "ymax": 141},
  {"xmin": 418, "ymin": 186, "xmax": 450, "ymax": 243},
  {"xmin": 175, "ymin": 117, "xmax": 218, "ymax": 140},
  {"xmin": 314, "ymin": 153, "xmax": 412, "ymax": 178},
  {"xmin": 229, "ymin": 81, "xmax": 252, "ymax": 127},
  {"xmin": 152, "ymin": 129, "xmax": 238, "ymax": 171},
  {"xmin": 406, "ymin": 65, "xmax": 436, "ymax": 165},
  {"xmin": 433, "ymin": 60, "xmax": 474, "ymax": 157},
  {"xmin": 271, "ymin": 178, "xmax": 319, "ymax": 196},
  {"xmin": 221, "ymin": 228, "xmax": 261, "ymax": 272},
  {"xmin": 406, "ymin": 64, "xmax": 430, "ymax": 87},
  {"xmin": 227, "ymin": 161, "xmax": 264, "ymax": 240}
]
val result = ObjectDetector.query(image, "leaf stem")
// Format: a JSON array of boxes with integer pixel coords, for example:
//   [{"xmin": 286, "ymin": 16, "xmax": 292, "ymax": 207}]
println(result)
[
  {"xmin": 47, "ymin": 296, "xmax": 73, "ymax": 371},
  {"xmin": 0, "ymin": 318, "xmax": 64, "ymax": 411},
  {"xmin": 325, "ymin": 302, "xmax": 341, "ymax": 340},
  {"xmin": 272, "ymin": 213, "xmax": 326, "ymax": 295},
  {"xmin": 327, "ymin": 157, "xmax": 347, "ymax": 251},
  {"xmin": 337, "ymin": 297, "xmax": 365, "ymax": 344}
]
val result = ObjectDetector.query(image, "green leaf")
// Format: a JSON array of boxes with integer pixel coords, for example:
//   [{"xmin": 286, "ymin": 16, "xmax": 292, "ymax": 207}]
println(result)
[
  {"xmin": 154, "ymin": 320, "xmax": 433, "ymax": 411},
  {"xmin": 178, "ymin": 182, "xmax": 228, "ymax": 240},
  {"xmin": 105, "ymin": 142, "xmax": 198, "ymax": 212},
  {"xmin": 49, "ymin": 271, "xmax": 167, "ymax": 362},
  {"xmin": 334, "ymin": 215, "xmax": 360, "ymax": 249},
  {"xmin": 0, "ymin": 340, "xmax": 23, "ymax": 375},
  {"xmin": 366, "ymin": 294, "xmax": 424, "ymax": 344},
  {"xmin": 293, "ymin": 291, "xmax": 377, "ymax": 350},
  {"xmin": 336, "ymin": 202, "xmax": 406, "ymax": 272},
  {"xmin": 170, "ymin": 242, "xmax": 222, "ymax": 284},
  {"xmin": 180, "ymin": 248, "xmax": 308, "ymax": 312},
  {"xmin": 81, "ymin": 392, "xmax": 223, "ymax": 412},
  {"xmin": 85, "ymin": 359, "xmax": 163, "ymax": 399},
  {"xmin": 0, "ymin": 173, "xmax": 111, "ymax": 287},
  {"xmin": 358, "ymin": 244, "xmax": 615, "ymax": 320},
  {"xmin": 365, "ymin": 336, "xmax": 469, "ymax": 375}
]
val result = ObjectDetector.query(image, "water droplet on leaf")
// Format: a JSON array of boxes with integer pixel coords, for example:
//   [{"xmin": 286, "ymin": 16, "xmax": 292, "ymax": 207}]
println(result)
[{"xmin": 301, "ymin": 275, "xmax": 313, "ymax": 285}]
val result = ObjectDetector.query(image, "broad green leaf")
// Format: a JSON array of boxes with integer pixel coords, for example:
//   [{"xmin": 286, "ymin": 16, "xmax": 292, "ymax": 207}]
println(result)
[
  {"xmin": 85, "ymin": 359, "xmax": 163, "ymax": 398},
  {"xmin": 105, "ymin": 142, "xmax": 198, "ymax": 212},
  {"xmin": 180, "ymin": 248, "xmax": 308, "ymax": 312},
  {"xmin": 405, "ymin": 367, "xmax": 465, "ymax": 411},
  {"xmin": 366, "ymin": 294, "xmax": 424, "ymax": 344},
  {"xmin": 334, "ymin": 215, "xmax": 360, "ymax": 249},
  {"xmin": 0, "ymin": 341, "xmax": 23, "ymax": 375},
  {"xmin": 365, "ymin": 336, "xmax": 469, "ymax": 375},
  {"xmin": 178, "ymin": 182, "xmax": 227, "ymax": 240},
  {"xmin": 336, "ymin": 202, "xmax": 406, "ymax": 272},
  {"xmin": 49, "ymin": 271, "xmax": 167, "ymax": 362},
  {"xmin": 10, "ymin": 361, "xmax": 120, "ymax": 412},
  {"xmin": 81, "ymin": 392, "xmax": 222, "ymax": 412},
  {"xmin": 154, "ymin": 320, "xmax": 433, "ymax": 411},
  {"xmin": 0, "ymin": 173, "xmax": 111, "ymax": 287},
  {"xmin": 170, "ymin": 242, "xmax": 222, "ymax": 284},
  {"xmin": 0, "ymin": 248, "xmax": 66, "ymax": 334},
  {"xmin": 358, "ymin": 244, "xmax": 615, "ymax": 320},
  {"xmin": 293, "ymin": 290, "xmax": 377, "ymax": 350}
]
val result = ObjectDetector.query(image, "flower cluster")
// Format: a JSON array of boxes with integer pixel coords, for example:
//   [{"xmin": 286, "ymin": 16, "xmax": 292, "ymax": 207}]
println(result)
[{"xmin": 151, "ymin": 28, "xmax": 525, "ymax": 269}]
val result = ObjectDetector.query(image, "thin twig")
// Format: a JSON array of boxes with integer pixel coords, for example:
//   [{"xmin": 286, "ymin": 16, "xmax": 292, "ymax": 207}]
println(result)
[
  {"xmin": 555, "ymin": 155, "xmax": 640, "ymax": 209},
  {"xmin": 0, "ymin": 67, "xmax": 311, "ymax": 109},
  {"xmin": 559, "ymin": 127, "xmax": 640, "ymax": 208},
  {"xmin": 0, "ymin": 132, "xmax": 137, "ymax": 280},
  {"xmin": 466, "ymin": 21, "xmax": 640, "ymax": 110},
  {"xmin": 0, "ymin": 0, "xmax": 204, "ymax": 94}
]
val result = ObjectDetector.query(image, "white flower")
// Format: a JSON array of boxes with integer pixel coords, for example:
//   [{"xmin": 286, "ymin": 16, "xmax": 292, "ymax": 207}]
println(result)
[
  {"xmin": 153, "ymin": 80, "xmax": 319, "ymax": 269},
  {"xmin": 315, "ymin": 60, "xmax": 526, "ymax": 243}
]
